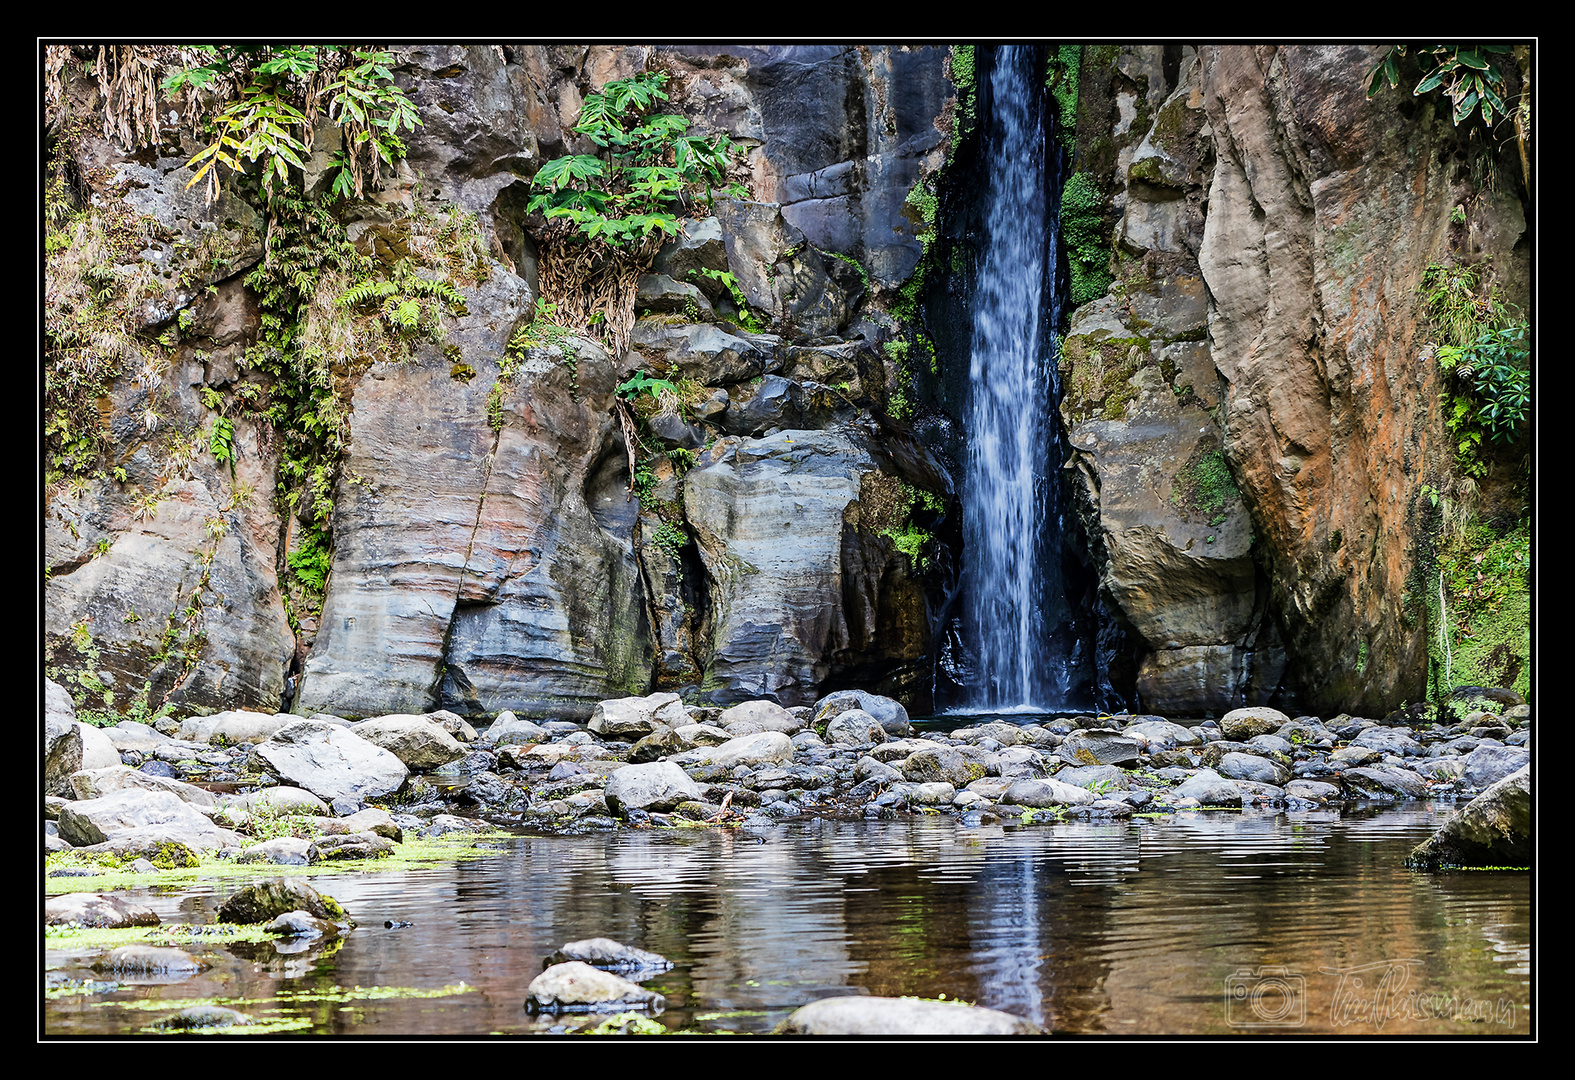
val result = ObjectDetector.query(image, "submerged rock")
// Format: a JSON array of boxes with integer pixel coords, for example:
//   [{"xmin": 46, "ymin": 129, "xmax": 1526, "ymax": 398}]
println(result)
[
  {"xmin": 546, "ymin": 938, "xmax": 672, "ymax": 973},
  {"xmin": 524, "ymin": 961, "xmax": 666, "ymax": 1013},
  {"xmin": 776, "ymin": 995, "xmax": 1041, "ymax": 1035},
  {"xmin": 218, "ymin": 878, "xmax": 351, "ymax": 926},
  {"xmin": 151, "ymin": 1005, "xmax": 255, "ymax": 1030},
  {"xmin": 93, "ymin": 946, "xmax": 207, "ymax": 975},
  {"xmin": 46, "ymin": 892, "xmax": 160, "ymax": 928}
]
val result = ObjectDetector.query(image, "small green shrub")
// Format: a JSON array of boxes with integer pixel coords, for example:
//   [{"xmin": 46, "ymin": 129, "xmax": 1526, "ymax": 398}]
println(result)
[{"xmin": 528, "ymin": 70, "xmax": 735, "ymax": 248}]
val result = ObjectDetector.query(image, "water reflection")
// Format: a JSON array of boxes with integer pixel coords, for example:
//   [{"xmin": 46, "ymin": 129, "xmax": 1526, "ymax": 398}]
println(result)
[{"xmin": 44, "ymin": 804, "xmax": 1531, "ymax": 1036}]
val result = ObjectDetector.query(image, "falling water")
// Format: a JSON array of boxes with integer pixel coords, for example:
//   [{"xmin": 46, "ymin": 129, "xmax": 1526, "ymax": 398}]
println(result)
[{"xmin": 962, "ymin": 46, "xmax": 1071, "ymax": 711}]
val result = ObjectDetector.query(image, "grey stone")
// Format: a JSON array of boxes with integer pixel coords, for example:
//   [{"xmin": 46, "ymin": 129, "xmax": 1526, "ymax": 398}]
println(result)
[
  {"xmin": 777, "ymin": 995, "xmax": 1040, "ymax": 1035},
  {"xmin": 547, "ymin": 938, "xmax": 672, "ymax": 973},
  {"xmin": 603, "ymin": 762, "xmax": 705, "ymax": 815},
  {"xmin": 45, "ymin": 892, "xmax": 160, "ymax": 928},
  {"xmin": 1407, "ymin": 766, "xmax": 1530, "ymax": 869},
  {"xmin": 525, "ymin": 961, "xmax": 665, "ymax": 1013},
  {"xmin": 248, "ymin": 720, "xmax": 409, "ymax": 803}
]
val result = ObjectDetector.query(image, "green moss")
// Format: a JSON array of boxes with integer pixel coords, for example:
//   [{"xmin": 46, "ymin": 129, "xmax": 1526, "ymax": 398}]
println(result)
[
  {"xmin": 1426, "ymin": 515, "xmax": 1530, "ymax": 701},
  {"xmin": 1060, "ymin": 172, "xmax": 1113, "ymax": 305},
  {"xmin": 1172, "ymin": 449, "xmax": 1240, "ymax": 521},
  {"xmin": 1046, "ymin": 45, "xmax": 1082, "ymax": 149},
  {"xmin": 1128, "ymin": 157, "xmax": 1166, "ymax": 185}
]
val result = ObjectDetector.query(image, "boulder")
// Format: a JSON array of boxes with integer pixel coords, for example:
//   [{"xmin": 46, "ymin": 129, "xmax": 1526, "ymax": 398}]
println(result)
[
  {"xmin": 93, "ymin": 946, "xmax": 207, "ymax": 975},
  {"xmin": 247, "ymin": 720, "xmax": 409, "ymax": 802},
  {"xmin": 546, "ymin": 938, "xmax": 672, "ymax": 973},
  {"xmin": 217, "ymin": 878, "xmax": 350, "ymax": 925},
  {"xmin": 1000, "ymin": 777, "xmax": 1098, "ymax": 808},
  {"xmin": 349, "ymin": 714, "xmax": 469, "ymax": 770},
  {"xmin": 704, "ymin": 730, "xmax": 795, "ymax": 769},
  {"xmin": 55, "ymin": 789, "xmax": 244, "ymax": 851},
  {"xmin": 814, "ymin": 690, "xmax": 912, "ymax": 736},
  {"xmin": 588, "ymin": 693, "xmax": 687, "ymax": 740},
  {"xmin": 776, "ymin": 996, "xmax": 1041, "ymax": 1035},
  {"xmin": 1219, "ymin": 707, "xmax": 1291, "ymax": 742},
  {"xmin": 823, "ymin": 708, "xmax": 887, "ymax": 745},
  {"xmin": 525, "ymin": 961, "xmax": 665, "ymax": 1013},
  {"xmin": 1407, "ymin": 766, "xmax": 1531, "ymax": 869},
  {"xmin": 68, "ymin": 765, "xmax": 217, "ymax": 809},
  {"xmin": 45, "ymin": 893, "xmax": 160, "ymax": 928},
  {"xmin": 602, "ymin": 762, "xmax": 705, "ymax": 815}
]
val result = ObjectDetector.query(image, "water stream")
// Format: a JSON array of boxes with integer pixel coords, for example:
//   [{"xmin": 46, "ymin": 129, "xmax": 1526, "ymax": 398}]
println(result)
[{"xmin": 45, "ymin": 805, "xmax": 1531, "ymax": 1036}]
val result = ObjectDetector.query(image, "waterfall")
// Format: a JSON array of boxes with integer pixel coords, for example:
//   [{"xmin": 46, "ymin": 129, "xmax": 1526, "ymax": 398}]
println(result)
[{"xmin": 961, "ymin": 46, "xmax": 1076, "ymax": 712}]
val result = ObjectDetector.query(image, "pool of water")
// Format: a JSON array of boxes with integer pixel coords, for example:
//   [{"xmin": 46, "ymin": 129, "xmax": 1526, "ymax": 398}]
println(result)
[{"xmin": 44, "ymin": 803, "xmax": 1532, "ymax": 1036}]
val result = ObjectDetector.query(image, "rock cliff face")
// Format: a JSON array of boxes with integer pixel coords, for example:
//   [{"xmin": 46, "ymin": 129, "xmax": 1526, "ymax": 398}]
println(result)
[
  {"xmin": 1059, "ymin": 45, "xmax": 1529, "ymax": 715},
  {"xmin": 44, "ymin": 44, "xmax": 954, "ymax": 720},
  {"xmin": 42, "ymin": 44, "xmax": 1530, "ymax": 721}
]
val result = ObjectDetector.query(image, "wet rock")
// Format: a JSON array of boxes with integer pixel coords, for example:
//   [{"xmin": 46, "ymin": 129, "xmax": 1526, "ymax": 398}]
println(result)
[
  {"xmin": 776, "ymin": 995, "xmax": 1041, "ymax": 1035},
  {"xmin": 1461, "ymin": 744, "xmax": 1531, "ymax": 791},
  {"xmin": 1217, "ymin": 752, "xmax": 1291, "ymax": 786},
  {"xmin": 1173, "ymin": 768, "xmax": 1243, "ymax": 806},
  {"xmin": 1219, "ymin": 707, "xmax": 1290, "ymax": 741},
  {"xmin": 349, "ymin": 715, "xmax": 469, "ymax": 770},
  {"xmin": 93, "ymin": 946, "xmax": 207, "ymax": 975},
  {"xmin": 151, "ymin": 1006, "xmax": 255, "ymax": 1030},
  {"xmin": 46, "ymin": 893, "xmax": 160, "ymax": 928},
  {"xmin": 1001, "ymin": 778, "xmax": 1098, "ymax": 808},
  {"xmin": 525, "ymin": 961, "xmax": 666, "ymax": 1013},
  {"xmin": 265, "ymin": 910, "xmax": 341, "ymax": 938},
  {"xmin": 1285, "ymin": 779, "xmax": 1341, "ymax": 804},
  {"xmin": 248, "ymin": 720, "xmax": 409, "ymax": 802},
  {"xmin": 1339, "ymin": 766, "xmax": 1430, "ymax": 800},
  {"xmin": 218, "ymin": 878, "xmax": 351, "ymax": 926},
  {"xmin": 704, "ymin": 730, "xmax": 795, "ymax": 769},
  {"xmin": 546, "ymin": 938, "xmax": 673, "ymax": 973},
  {"xmin": 1407, "ymin": 766, "xmax": 1531, "ymax": 869},
  {"xmin": 603, "ymin": 762, "xmax": 705, "ymax": 815}
]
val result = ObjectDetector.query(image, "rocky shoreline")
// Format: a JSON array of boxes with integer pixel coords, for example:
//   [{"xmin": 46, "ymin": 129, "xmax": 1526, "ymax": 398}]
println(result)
[{"xmin": 45, "ymin": 679, "xmax": 1530, "ymax": 872}]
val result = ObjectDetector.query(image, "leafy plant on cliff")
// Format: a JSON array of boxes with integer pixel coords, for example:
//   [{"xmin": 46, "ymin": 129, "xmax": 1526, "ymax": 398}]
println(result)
[
  {"xmin": 1420, "ymin": 262, "xmax": 1530, "ymax": 473},
  {"xmin": 1365, "ymin": 45, "xmax": 1513, "ymax": 128},
  {"xmin": 528, "ymin": 71, "xmax": 735, "ymax": 247},
  {"xmin": 527, "ymin": 67, "xmax": 745, "ymax": 357},
  {"xmin": 168, "ymin": 45, "xmax": 421, "ymax": 205}
]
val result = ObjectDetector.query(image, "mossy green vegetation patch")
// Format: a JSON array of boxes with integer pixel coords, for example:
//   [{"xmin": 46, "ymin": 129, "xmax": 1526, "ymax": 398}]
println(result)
[
  {"xmin": 1425, "ymin": 514, "xmax": 1531, "ymax": 701},
  {"xmin": 1172, "ymin": 448, "xmax": 1240, "ymax": 523},
  {"xmin": 45, "ymin": 922, "xmax": 276, "ymax": 952},
  {"xmin": 45, "ymin": 830, "xmax": 518, "ymax": 895}
]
